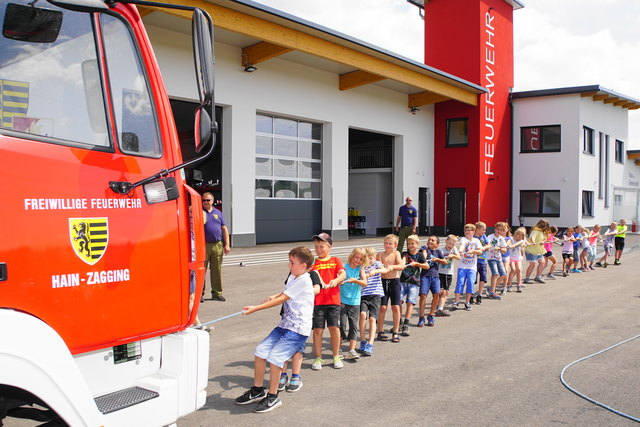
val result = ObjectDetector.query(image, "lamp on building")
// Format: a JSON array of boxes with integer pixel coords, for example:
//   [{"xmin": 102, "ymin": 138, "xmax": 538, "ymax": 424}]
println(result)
[
  {"xmin": 410, "ymin": 106, "xmax": 420, "ymax": 114},
  {"xmin": 406, "ymin": 0, "xmax": 424, "ymax": 18},
  {"xmin": 518, "ymin": 214, "xmax": 524, "ymax": 227},
  {"xmin": 242, "ymin": 53, "xmax": 257, "ymax": 73}
]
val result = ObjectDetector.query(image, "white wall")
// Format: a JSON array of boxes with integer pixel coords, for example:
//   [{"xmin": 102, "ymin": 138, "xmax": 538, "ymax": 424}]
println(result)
[{"xmin": 145, "ymin": 25, "xmax": 435, "ymax": 242}]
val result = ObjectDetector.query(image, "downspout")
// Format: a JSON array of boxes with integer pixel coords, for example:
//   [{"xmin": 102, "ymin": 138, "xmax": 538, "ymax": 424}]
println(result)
[{"xmin": 509, "ymin": 87, "xmax": 514, "ymax": 226}]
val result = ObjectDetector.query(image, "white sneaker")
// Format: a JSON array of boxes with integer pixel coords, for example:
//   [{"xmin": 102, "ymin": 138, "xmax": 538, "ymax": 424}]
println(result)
[
  {"xmin": 311, "ymin": 358, "xmax": 322, "ymax": 370},
  {"xmin": 545, "ymin": 274, "xmax": 557, "ymax": 280},
  {"xmin": 333, "ymin": 356, "xmax": 344, "ymax": 369},
  {"xmin": 346, "ymin": 349, "xmax": 360, "ymax": 360}
]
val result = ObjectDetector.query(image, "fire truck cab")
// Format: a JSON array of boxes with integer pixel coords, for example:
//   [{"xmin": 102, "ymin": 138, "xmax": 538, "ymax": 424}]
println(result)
[{"xmin": 0, "ymin": 0, "xmax": 215, "ymax": 424}]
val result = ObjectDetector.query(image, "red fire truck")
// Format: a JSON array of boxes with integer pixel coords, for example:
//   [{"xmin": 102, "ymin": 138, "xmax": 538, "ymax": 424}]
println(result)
[{"xmin": 0, "ymin": 0, "xmax": 216, "ymax": 424}]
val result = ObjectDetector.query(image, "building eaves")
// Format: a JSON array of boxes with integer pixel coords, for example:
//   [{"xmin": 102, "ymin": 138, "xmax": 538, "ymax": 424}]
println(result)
[{"xmin": 512, "ymin": 85, "xmax": 640, "ymax": 110}]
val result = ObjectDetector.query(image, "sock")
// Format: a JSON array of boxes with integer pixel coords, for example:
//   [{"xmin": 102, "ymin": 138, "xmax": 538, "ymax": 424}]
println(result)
[
  {"xmin": 291, "ymin": 374, "xmax": 300, "ymax": 378},
  {"xmin": 267, "ymin": 392, "xmax": 278, "ymax": 398},
  {"xmin": 251, "ymin": 385, "xmax": 265, "ymax": 393},
  {"xmin": 280, "ymin": 373, "xmax": 287, "ymax": 378}
]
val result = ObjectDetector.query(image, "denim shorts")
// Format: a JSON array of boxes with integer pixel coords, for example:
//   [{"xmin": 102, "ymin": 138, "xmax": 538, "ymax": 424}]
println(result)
[
  {"xmin": 475, "ymin": 262, "xmax": 487, "ymax": 283},
  {"xmin": 419, "ymin": 275, "xmax": 440, "ymax": 295},
  {"xmin": 254, "ymin": 326, "xmax": 308, "ymax": 369},
  {"xmin": 487, "ymin": 259, "xmax": 506, "ymax": 276},
  {"xmin": 455, "ymin": 268, "xmax": 476, "ymax": 294},
  {"xmin": 400, "ymin": 282, "xmax": 418, "ymax": 304},
  {"xmin": 525, "ymin": 252, "xmax": 544, "ymax": 262}
]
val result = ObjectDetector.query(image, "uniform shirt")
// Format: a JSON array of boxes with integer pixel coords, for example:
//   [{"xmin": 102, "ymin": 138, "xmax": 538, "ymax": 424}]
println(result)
[
  {"xmin": 398, "ymin": 205, "xmax": 417, "ymax": 227},
  {"xmin": 279, "ymin": 272, "xmax": 314, "ymax": 336},
  {"xmin": 204, "ymin": 207, "xmax": 225, "ymax": 243}
]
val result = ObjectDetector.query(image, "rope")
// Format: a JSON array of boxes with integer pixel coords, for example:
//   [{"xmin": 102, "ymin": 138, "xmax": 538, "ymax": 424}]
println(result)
[{"xmin": 560, "ymin": 333, "xmax": 640, "ymax": 423}]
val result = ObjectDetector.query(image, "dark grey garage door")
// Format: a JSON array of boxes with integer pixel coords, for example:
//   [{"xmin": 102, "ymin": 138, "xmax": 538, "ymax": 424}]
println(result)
[{"xmin": 256, "ymin": 199, "xmax": 322, "ymax": 244}]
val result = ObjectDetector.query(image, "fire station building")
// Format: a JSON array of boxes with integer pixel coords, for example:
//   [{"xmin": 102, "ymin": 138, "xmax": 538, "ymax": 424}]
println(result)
[{"xmin": 138, "ymin": 0, "xmax": 639, "ymax": 245}]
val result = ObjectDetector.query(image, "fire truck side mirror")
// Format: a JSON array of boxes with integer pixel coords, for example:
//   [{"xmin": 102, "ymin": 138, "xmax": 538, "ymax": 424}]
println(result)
[
  {"xmin": 192, "ymin": 8, "xmax": 215, "ymax": 153},
  {"xmin": 3, "ymin": 3, "xmax": 63, "ymax": 43}
]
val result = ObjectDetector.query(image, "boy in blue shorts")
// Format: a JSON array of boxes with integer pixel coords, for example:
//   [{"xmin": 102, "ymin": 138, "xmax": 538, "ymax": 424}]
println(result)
[
  {"xmin": 418, "ymin": 236, "xmax": 447, "ymax": 327},
  {"xmin": 452, "ymin": 224, "xmax": 483, "ymax": 311},
  {"xmin": 399, "ymin": 235, "xmax": 429, "ymax": 335},
  {"xmin": 473, "ymin": 221, "xmax": 490, "ymax": 304},
  {"xmin": 235, "ymin": 246, "xmax": 315, "ymax": 413}
]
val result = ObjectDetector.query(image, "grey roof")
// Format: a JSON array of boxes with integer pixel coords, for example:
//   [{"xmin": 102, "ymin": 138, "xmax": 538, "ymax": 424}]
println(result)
[{"xmin": 512, "ymin": 85, "xmax": 640, "ymax": 110}]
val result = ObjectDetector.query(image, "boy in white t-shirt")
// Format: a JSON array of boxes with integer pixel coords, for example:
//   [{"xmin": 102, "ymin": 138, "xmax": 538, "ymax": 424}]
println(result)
[
  {"xmin": 235, "ymin": 246, "xmax": 316, "ymax": 413},
  {"xmin": 451, "ymin": 224, "xmax": 484, "ymax": 311},
  {"xmin": 486, "ymin": 222, "xmax": 507, "ymax": 299}
]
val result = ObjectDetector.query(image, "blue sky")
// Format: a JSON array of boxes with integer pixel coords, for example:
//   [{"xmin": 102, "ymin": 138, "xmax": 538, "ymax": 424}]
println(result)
[{"xmin": 254, "ymin": 0, "xmax": 640, "ymax": 146}]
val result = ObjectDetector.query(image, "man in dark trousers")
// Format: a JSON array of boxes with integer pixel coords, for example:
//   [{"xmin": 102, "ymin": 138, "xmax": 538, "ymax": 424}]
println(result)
[
  {"xmin": 395, "ymin": 196, "xmax": 418, "ymax": 253},
  {"xmin": 202, "ymin": 192, "xmax": 230, "ymax": 302}
]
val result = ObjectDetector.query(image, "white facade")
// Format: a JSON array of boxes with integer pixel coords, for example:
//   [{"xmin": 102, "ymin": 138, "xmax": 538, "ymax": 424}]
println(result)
[
  {"xmin": 144, "ymin": 23, "xmax": 436, "ymax": 244},
  {"xmin": 512, "ymin": 90, "xmax": 639, "ymax": 228}
]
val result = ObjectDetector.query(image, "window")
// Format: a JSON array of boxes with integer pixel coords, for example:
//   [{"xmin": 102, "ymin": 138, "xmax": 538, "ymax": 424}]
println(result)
[
  {"xmin": 583, "ymin": 126, "xmax": 594, "ymax": 155},
  {"xmin": 255, "ymin": 114, "xmax": 321, "ymax": 199},
  {"xmin": 446, "ymin": 118, "xmax": 468, "ymax": 147},
  {"xmin": 582, "ymin": 191, "xmax": 594, "ymax": 217},
  {"xmin": 520, "ymin": 190, "xmax": 560, "ymax": 217},
  {"xmin": 598, "ymin": 132, "xmax": 604, "ymax": 199},
  {"xmin": 615, "ymin": 139, "xmax": 625, "ymax": 163},
  {"xmin": 520, "ymin": 125, "xmax": 561, "ymax": 152}
]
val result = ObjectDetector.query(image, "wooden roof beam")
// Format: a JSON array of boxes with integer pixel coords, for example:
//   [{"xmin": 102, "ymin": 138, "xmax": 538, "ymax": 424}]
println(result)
[
  {"xmin": 339, "ymin": 70, "xmax": 384, "ymax": 91},
  {"xmin": 604, "ymin": 96, "xmax": 620, "ymax": 104},
  {"xmin": 408, "ymin": 91, "xmax": 450, "ymax": 108},
  {"xmin": 242, "ymin": 41, "xmax": 292, "ymax": 66},
  {"xmin": 580, "ymin": 91, "xmax": 597, "ymax": 97},
  {"xmin": 613, "ymin": 100, "xmax": 628, "ymax": 106},
  {"xmin": 592, "ymin": 94, "xmax": 609, "ymax": 101}
]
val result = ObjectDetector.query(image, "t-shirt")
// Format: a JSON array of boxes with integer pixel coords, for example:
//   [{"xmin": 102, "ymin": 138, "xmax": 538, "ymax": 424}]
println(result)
[
  {"xmin": 203, "ymin": 208, "xmax": 225, "ymax": 243},
  {"xmin": 616, "ymin": 225, "xmax": 627, "ymax": 238},
  {"xmin": 341, "ymin": 263, "xmax": 363, "ymax": 306},
  {"xmin": 439, "ymin": 246, "xmax": 459, "ymax": 275},
  {"xmin": 543, "ymin": 234, "xmax": 554, "ymax": 252},
  {"xmin": 312, "ymin": 256, "xmax": 345, "ymax": 306},
  {"xmin": 279, "ymin": 272, "xmax": 315, "ymax": 336},
  {"xmin": 398, "ymin": 205, "xmax": 417, "ymax": 227},
  {"xmin": 562, "ymin": 235, "xmax": 574, "ymax": 253},
  {"xmin": 572, "ymin": 233, "xmax": 582, "ymax": 249},
  {"xmin": 458, "ymin": 237, "xmax": 482, "ymax": 270},
  {"xmin": 588, "ymin": 231, "xmax": 599, "ymax": 246},
  {"xmin": 503, "ymin": 236, "xmax": 513, "ymax": 258},
  {"xmin": 486, "ymin": 233, "xmax": 506, "ymax": 261},
  {"xmin": 400, "ymin": 251, "xmax": 425, "ymax": 284},
  {"xmin": 525, "ymin": 229, "xmax": 547, "ymax": 255},
  {"xmin": 604, "ymin": 229, "xmax": 616, "ymax": 246},
  {"xmin": 362, "ymin": 261, "xmax": 385, "ymax": 297},
  {"xmin": 420, "ymin": 246, "xmax": 444, "ymax": 277},
  {"xmin": 476, "ymin": 234, "xmax": 488, "ymax": 263}
]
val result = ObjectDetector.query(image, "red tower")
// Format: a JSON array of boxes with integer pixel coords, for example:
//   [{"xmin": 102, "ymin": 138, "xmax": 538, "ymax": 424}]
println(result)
[{"xmin": 426, "ymin": 0, "xmax": 521, "ymax": 233}]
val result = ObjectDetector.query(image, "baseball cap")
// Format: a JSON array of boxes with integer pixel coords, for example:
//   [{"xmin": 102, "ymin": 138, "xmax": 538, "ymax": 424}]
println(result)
[{"xmin": 312, "ymin": 232, "xmax": 333, "ymax": 245}]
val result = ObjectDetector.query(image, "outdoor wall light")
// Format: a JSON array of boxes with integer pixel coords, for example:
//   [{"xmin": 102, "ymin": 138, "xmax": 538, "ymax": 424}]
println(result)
[
  {"xmin": 410, "ymin": 106, "xmax": 420, "ymax": 114},
  {"xmin": 242, "ymin": 53, "xmax": 257, "ymax": 72}
]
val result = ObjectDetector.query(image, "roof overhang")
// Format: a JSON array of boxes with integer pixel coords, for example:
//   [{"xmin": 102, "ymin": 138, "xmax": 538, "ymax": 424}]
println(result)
[
  {"xmin": 512, "ymin": 85, "xmax": 640, "ymax": 111},
  {"xmin": 139, "ymin": 0, "xmax": 485, "ymax": 108}
]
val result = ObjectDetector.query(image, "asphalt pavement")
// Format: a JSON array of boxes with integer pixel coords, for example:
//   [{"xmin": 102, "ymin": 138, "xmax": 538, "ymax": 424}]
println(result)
[{"xmin": 182, "ymin": 234, "xmax": 640, "ymax": 426}]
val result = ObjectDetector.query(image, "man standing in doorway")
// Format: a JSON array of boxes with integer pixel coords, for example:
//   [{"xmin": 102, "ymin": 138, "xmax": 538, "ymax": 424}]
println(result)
[
  {"xmin": 395, "ymin": 196, "xmax": 418, "ymax": 253},
  {"xmin": 203, "ymin": 192, "xmax": 230, "ymax": 302}
]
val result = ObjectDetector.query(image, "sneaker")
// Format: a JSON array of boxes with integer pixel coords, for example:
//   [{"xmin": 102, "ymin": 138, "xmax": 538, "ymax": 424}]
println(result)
[
  {"xmin": 523, "ymin": 278, "xmax": 532, "ymax": 284},
  {"xmin": 286, "ymin": 376, "xmax": 302, "ymax": 392},
  {"xmin": 534, "ymin": 276, "xmax": 546, "ymax": 284},
  {"xmin": 211, "ymin": 294, "xmax": 226, "ymax": 302},
  {"xmin": 488, "ymin": 292, "xmax": 501, "ymax": 300},
  {"xmin": 571, "ymin": 269, "xmax": 582, "ymax": 273},
  {"xmin": 589, "ymin": 266, "xmax": 596, "ymax": 271},
  {"xmin": 417, "ymin": 317, "xmax": 426, "ymax": 327},
  {"xmin": 475, "ymin": 294, "xmax": 482, "ymax": 304},
  {"xmin": 363, "ymin": 343, "xmax": 373, "ymax": 356},
  {"xmin": 253, "ymin": 393, "xmax": 282, "ymax": 413},
  {"xmin": 435, "ymin": 309, "xmax": 451, "ymax": 317},
  {"xmin": 358, "ymin": 340, "xmax": 367, "ymax": 352},
  {"xmin": 603, "ymin": 262, "xmax": 608, "ymax": 268},
  {"xmin": 311, "ymin": 358, "xmax": 322, "ymax": 370},
  {"xmin": 545, "ymin": 274, "xmax": 556, "ymax": 280},
  {"xmin": 562, "ymin": 271, "xmax": 568, "ymax": 277},
  {"xmin": 595, "ymin": 262, "xmax": 603, "ymax": 267},
  {"xmin": 346, "ymin": 349, "xmax": 360, "ymax": 360},
  {"xmin": 333, "ymin": 356, "xmax": 343, "ymax": 369},
  {"xmin": 450, "ymin": 303, "xmax": 458, "ymax": 311},
  {"xmin": 614, "ymin": 259, "xmax": 620, "ymax": 265},
  {"xmin": 400, "ymin": 322, "xmax": 410, "ymax": 337},
  {"xmin": 516, "ymin": 285, "xmax": 522, "ymax": 293},
  {"xmin": 235, "ymin": 387, "xmax": 267, "ymax": 405},
  {"xmin": 277, "ymin": 374, "xmax": 288, "ymax": 392},
  {"xmin": 427, "ymin": 315, "xmax": 435, "ymax": 327},
  {"xmin": 464, "ymin": 303, "xmax": 472, "ymax": 311}
]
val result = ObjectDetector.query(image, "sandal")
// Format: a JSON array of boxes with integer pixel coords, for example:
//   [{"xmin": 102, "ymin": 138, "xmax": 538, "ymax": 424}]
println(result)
[
  {"xmin": 391, "ymin": 333, "xmax": 400, "ymax": 343},
  {"xmin": 376, "ymin": 331, "xmax": 389, "ymax": 341}
]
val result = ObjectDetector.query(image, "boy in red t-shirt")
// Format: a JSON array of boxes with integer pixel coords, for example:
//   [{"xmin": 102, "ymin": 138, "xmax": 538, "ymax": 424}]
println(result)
[{"xmin": 310, "ymin": 233, "xmax": 346, "ymax": 370}]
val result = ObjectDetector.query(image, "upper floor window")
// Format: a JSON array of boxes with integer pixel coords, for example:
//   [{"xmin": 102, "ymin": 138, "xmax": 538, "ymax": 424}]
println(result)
[
  {"xmin": 615, "ymin": 139, "xmax": 625, "ymax": 163},
  {"xmin": 520, "ymin": 125, "xmax": 561, "ymax": 153},
  {"xmin": 520, "ymin": 190, "xmax": 560, "ymax": 217},
  {"xmin": 583, "ymin": 126, "xmax": 594, "ymax": 155},
  {"xmin": 582, "ymin": 190, "xmax": 594, "ymax": 217},
  {"xmin": 446, "ymin": 118, "xmax": 468, "ymax": 147}
]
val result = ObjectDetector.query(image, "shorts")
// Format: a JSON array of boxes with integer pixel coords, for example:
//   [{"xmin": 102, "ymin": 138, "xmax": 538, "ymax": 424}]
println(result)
[
  {"xmin": 439, "ymin": 273, "xmax": 453, "ymax": 291},
  {"xmin": 419, "ymin": 275, "xmax": 441, "ymax": 295},
  {"xmin": 475, "ymin": 262, "xmax": 487, "ymax": 283},
  {"xmin": 255, "ymin": 326, "xmax": 308, "ymax": 369},
  {"xmin": 381, "ymin": 278, "xmax": 401, "ymax": 306},
  {"xmin": 543, "ymin": 251, "xmax": 553, "ymax": 258},
  {"xmin": 360, "ymin": 295, "xmax": 381, "ymax": 318},
  {"xmin": 455, "ymin": 268, "xmax": 476, "ymax": 294},
  {"xmin": 525, "ymin": 252, "xmax": 544, "ymax": 262},
  {"xmin": 572, "ymin": 248, "xmax": 580, "ymax": 260},
  {"xmin": 615, "ymin": 236, "xmax": 625, "ymax": 251},
  {"xmin": 562, "ymin": 253, "xmax": 573, "ymax": 260},
  {"xmin": 487, "ymin": 259, "xmax": 506, "ymax": 276},
  {"xmin": 340, "ymin": 304, "xmax": 359, "ymax": 341},
  {"xmin": 502, "ymin": 255, "xmax": 510, "ymax": 263},
  {"xmin": 400, "ymin": 282, "xmax": 418, "ymax": 305},
  {"xmin": 604, "ymin": 243, "xmax": 614, "ymax": 255},
  {"xmin": 312, "ymin": 304, "xmax": 340, "ymax": 329}
]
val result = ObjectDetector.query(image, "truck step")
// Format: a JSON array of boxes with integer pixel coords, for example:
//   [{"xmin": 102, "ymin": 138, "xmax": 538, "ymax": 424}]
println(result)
[{"xmin": 94, "ymin": 386, "xmax": 159, "ymax": 414}]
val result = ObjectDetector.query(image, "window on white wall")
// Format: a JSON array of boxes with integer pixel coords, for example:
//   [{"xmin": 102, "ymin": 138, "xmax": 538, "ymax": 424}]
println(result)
[
  {"xmin": 520, "ymin": 190, "xmax": 560, "ymax": 217},
  {"xmin": 615, "ymin": 139, "xmax": 625, "ymax": 163},
  {"xmin": 255, "ymin": 114, "xmax": 322, "ymax": 199},
  {"xmin": 583, "ymin": 126, "xmax": 594, "ymax": 155},
  {"xmin": 582, "ymin": 190, "xmax": 594, "ymax": 217}
]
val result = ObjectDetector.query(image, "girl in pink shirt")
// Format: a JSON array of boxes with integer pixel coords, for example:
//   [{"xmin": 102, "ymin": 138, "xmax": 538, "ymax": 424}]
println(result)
[{"xmin": 543, "ymin": 226, "xmax": 560, "ymax": 279}]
